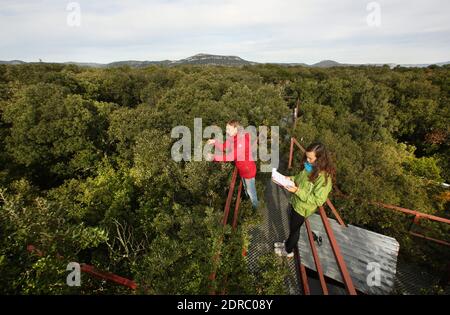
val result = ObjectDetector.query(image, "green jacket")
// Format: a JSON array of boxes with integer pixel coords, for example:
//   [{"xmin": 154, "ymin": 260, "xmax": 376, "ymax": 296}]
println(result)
[{"xmin": 289, "ymin": 170, "xmax": 332, "ymax": 218}]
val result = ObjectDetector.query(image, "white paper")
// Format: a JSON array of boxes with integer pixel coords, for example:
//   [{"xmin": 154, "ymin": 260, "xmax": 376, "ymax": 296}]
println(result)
[{"xmin": 272, "ymin": 168, "xmax": 295, "ymax": 188}]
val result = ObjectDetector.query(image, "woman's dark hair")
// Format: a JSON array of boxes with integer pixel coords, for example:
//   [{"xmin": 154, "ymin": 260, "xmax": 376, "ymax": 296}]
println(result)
[{"xmin": 300, "ymin": 142, "xmax": 336, "ymax": 187}]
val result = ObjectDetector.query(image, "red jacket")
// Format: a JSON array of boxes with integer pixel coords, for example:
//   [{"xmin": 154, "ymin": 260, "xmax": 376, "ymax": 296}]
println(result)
[{"xmin": 213, "ymin": 132, "xmax": 257, "ymax": 179}]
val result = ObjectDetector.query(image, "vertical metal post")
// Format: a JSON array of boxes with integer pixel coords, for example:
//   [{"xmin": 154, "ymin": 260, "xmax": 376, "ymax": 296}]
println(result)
[
  {"xmin": 305, "ymin": 219, "xmax": 329, "ymax": 294},
  {"xmin": 318, "ymin": 207, "xmax": 357, "ymax": 295}
]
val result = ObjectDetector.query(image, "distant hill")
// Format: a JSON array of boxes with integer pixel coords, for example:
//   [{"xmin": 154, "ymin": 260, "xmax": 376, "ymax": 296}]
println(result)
[
  {"xmin": 1, "ymin": 55, "xmax": 448, "ymax": 69},
  {"xmin": 56, "ymin": 54, "xmax": 254, "ymax": 67},
  {"xmin": 299, "ymin": 60, "xmax": 450, "ymax": 69},
  {"xmin": 398, "ymin": 61, "xmax": 450, "ymax": 68},
  {"xmin": 81, "ymin": 54, "xmax": 254, "ymax": 68},
  {"xmin": 169, "ymin": 53, "xmax": 256, "ymax": 66},
  {"xmin": 63, "ymin": 62, "xmax": 105, "ymax": 68},
  {"xmin": 270, "ymin": 62, "xmax": 309, "ymax": 67},
  {"xmin": 311, "ymin": 60, "xmax": 347, "ymax": 68},
  {"xmin": 0, "ymin": 60, "xmax": 26, "ymax": 65},
  {"xmin": 106, "ymin": 60, "xmax": 172, "ymax": 68}
]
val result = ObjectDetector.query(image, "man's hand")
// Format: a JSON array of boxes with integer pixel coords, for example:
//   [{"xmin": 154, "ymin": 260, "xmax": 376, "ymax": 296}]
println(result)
[
  {"xmin": 206, "ymin": 152, "xmax": 214, "ymax": 161},
  {"xmin": 207, "ymin": 139, "xmax": 216, "ymax": 145}
]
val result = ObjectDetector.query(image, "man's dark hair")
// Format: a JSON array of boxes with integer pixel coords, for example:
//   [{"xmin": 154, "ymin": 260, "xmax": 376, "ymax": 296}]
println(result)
[{"xmin": 227, "ymin": 120, "xmax": 240, "ymax": 127}]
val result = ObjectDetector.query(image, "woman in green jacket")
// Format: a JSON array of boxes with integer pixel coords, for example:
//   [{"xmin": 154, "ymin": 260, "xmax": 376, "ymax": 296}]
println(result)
[{"xmin": 275, "ymin": 142, "xmax": 336, "ymax": 258}]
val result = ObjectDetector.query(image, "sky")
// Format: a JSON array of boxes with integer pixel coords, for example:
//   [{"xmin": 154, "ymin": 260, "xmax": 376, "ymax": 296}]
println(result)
[{"xmin": 1, "ymin": 0, "xmax": 449, "ymax": 64}]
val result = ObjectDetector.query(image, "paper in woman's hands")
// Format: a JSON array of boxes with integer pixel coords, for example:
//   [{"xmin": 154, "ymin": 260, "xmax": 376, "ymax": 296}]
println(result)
[{"xmin": 272, "ymin": 168, "xmax": 295, "ymax": 189}]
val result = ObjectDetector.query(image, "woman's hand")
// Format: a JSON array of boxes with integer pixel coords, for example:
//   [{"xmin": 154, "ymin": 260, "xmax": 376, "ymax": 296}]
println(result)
[{"xmin": 286, "ymin": 185, "xmax": 298, "ymax": 193}]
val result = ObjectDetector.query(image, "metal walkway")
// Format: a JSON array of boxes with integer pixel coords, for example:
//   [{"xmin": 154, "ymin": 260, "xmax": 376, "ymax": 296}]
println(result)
[
  {"xmin": 248, "ymin": 175, "xmax": 364, "ymax": 295},
  {"xmin": 247, "ymin": 177, "xmax": 302, "ymax": 294}
]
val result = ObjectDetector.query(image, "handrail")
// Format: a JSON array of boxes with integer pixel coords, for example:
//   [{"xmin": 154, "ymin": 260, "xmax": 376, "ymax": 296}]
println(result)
[
  {"xmin": 232, "ymin": 180, "xmax": 243, "ymax": 230},
  {"xmin": 332, "ymin": 190, "xmax": 450, "ymax": 246},
  {"xmin": 371, "ymin": 201, "xmax": 450, "ymax": 225},
  {"xmin": 26, "ymin": 244, "xmax": 137, "ymax": 290},
  {"xmin": 223, "ymin": 167, "xmax": 239, "ymax": 225},
  {"xmin": 318, "ymin": 207, "xmax": 357, "ymax": 295},
  {"xmin": 209, "ymin": 166, "xmax": 243, "ymax": 295},
  {"xmin": 80, "ymin": 264, "xmax": 137, "ymax": 290},
  {"xmin": 409, "ymin": 232, "xmax": 450, "ymax": 247},
  {"xmin": 305, "ymin": 219, "xmax": 329, "ymax": 294},
  {"xmin": 294, "ymin": 247, "xmax": 310, "ymax": 295},
  {"xmin": 325, "ymin": 199, "xmax": 346, "ymax": 227}
]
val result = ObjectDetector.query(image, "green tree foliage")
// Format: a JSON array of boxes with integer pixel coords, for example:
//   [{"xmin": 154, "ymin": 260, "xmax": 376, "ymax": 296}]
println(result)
[
  {"xmin": 2, "ymin": 83, "xmax": 116, "ymax": 186},
  {"xmin": 0, "ymin": 63, "xmax": 448, "ymax": 294},
  {"xmin": 0, "ymin": 180, "xmax": 108, "ymax": 294}
]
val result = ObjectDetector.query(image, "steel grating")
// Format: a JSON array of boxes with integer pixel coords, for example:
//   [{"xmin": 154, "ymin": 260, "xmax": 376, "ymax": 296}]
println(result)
[
  {"xmin": 393, "ymin": 260, "xmax": 450, "ymax": 295},
  {"xmin": 247, "ymin": 178, "xmax": 302, "ymax": 294}
]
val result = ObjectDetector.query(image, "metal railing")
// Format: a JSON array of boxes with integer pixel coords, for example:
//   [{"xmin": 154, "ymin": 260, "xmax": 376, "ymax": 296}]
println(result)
[
  {"xmin": 327, "ymin": 170, "xmax": 450, "ymax": 246},
  {"xmin": 26, "ymin": 244, "xmax": 137, "ymax": 290},
  {"xmin": 208, "ymin": 166, "xmax": 243, "ymax": 295}
]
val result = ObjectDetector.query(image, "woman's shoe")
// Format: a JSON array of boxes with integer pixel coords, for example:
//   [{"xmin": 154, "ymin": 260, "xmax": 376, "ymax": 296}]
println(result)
[
  {"xmin": 274, "ymin": 242, "xmax": 285, "ymax": 248},
  {"xmin": 274, "ymin": 246, "xmax": 294, "ymax": 258},
  {"xmin": 312, "ymin": 232, "xmax": 323, "ymax": 246}
]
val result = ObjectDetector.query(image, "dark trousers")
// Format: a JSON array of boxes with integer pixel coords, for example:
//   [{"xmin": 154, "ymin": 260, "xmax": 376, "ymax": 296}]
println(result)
[{"xmin": 285, "ymin": 205, "xmax": 305, "ymax": 253}]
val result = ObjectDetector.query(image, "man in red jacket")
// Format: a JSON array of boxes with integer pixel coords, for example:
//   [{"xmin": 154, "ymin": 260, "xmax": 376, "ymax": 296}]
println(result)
[{"xmin": 207, "ymin": 120, "xmax": 259, "ymax": 209}]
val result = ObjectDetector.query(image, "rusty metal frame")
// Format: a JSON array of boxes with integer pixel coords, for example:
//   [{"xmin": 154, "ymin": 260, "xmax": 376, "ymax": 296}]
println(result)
[
  {"xmin": 294, "ymin": 247, "xmax": 310, "ymax": 295},
  {"xmin": 209, "ymin": 166, "xmax": 243, "ymax": 294},
  {"xmin": 318, "ymin": 206, "xmax": 357, "ymax": 295},
  {"xmin": 305, "ymin": 219, "xmax": 329, "ymax": 294},
  {"xmin": 26, "ymin": 244, "xmax": 137, "ymax": 290},
  {"xmin": 333, "ymin": 194, "xmax": 450, "ymax": 246}
]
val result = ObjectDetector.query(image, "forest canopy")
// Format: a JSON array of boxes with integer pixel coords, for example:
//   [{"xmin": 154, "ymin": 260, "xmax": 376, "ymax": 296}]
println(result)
[{"xmin": 0, "ymin": 63, "xmax": 448, "ymax": 294}]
